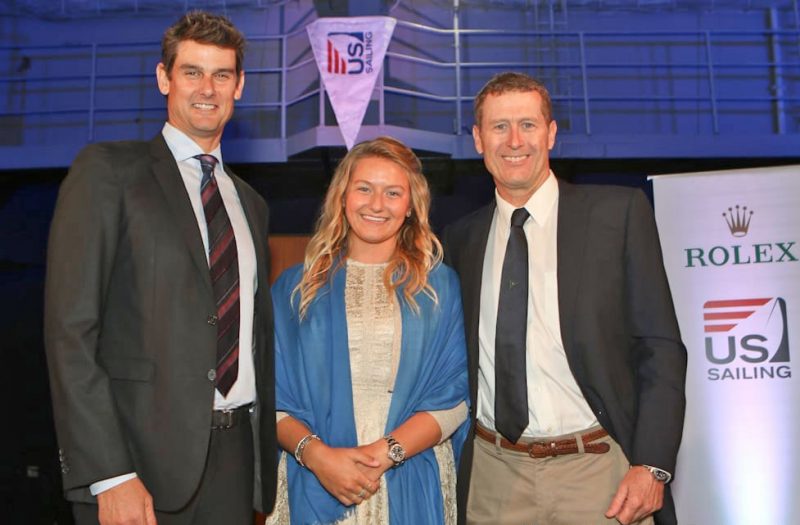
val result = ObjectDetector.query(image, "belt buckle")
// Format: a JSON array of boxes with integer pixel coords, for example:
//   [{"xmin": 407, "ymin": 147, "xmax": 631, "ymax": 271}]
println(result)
[
  {"xmin": 215, "ymin": 409, "xmax": 234, "ymax": 430},
  {"xmin": 527, "ymin": 440, "xmax": 558, "ymax": 459}
]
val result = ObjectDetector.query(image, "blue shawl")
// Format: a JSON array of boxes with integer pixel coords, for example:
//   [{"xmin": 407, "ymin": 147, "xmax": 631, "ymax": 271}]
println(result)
[{"xmin": 272, "ymin": 262, "xmax": 470, "ymax": 525}]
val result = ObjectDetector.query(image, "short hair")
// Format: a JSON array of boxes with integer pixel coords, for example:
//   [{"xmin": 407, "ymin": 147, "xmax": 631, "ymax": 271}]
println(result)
[
  {"xmin": 473, "ymin": 72, "xmax": 553, "ymax": 126},
  {"xmin": 161, "ymin": 10, "xmax": 245, "ymax": 77},
  {"xmin": 295, "ymin": 136, "xmax": 442, "ymax": 318}
]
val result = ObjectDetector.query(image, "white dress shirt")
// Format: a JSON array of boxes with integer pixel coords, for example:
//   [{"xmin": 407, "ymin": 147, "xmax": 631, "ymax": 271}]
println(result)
[
  {"xmin": 90, "ymin": 123, "xmax": 258, "ymax": 495},
  {"xmin": 476, "ymin": 172, "xmax": 598, "ymax": 438}
]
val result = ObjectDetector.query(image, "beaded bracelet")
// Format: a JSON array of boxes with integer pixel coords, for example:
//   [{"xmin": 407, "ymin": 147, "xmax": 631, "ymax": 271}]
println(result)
[{"xmin": 294, "ymin": 433, "xmax": 320, "ymax": 468}]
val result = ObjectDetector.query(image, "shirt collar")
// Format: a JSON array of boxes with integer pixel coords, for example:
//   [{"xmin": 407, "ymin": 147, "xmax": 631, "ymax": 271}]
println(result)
[
  {"xmin": 161, "ymin": 122, "xmax": 224, "ymax": 167},
  {"xmin": 494, "ymin": 171, "xmax": 559, "ymax": 227}
]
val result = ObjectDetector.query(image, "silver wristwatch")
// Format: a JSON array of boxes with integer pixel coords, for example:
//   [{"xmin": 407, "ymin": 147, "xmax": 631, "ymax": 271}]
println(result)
[
  {"xmin": 640, "ymin": 464, "xmax": 671, "ymax": 483},
  {"xmin": 383, "ymin": 435, "xmax": 406, "ymax": 467}
]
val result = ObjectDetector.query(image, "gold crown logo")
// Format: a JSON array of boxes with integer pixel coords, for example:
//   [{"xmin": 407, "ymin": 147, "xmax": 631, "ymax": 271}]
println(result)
[{"xmin": 722, "ymin": 205, "xmax": 753, "ymax": 237}]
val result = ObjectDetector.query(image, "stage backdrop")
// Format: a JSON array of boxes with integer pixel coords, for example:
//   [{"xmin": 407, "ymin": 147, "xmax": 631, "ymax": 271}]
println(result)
[{"xmin": 651, "ymin": 166, "xmax": 800, "ymax": 524}]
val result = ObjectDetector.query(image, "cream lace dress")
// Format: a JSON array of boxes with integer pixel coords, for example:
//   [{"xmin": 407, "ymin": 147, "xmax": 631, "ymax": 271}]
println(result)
[{"xmin": 266, "ymin": 260, "xmax": 459, "ymax": 524}]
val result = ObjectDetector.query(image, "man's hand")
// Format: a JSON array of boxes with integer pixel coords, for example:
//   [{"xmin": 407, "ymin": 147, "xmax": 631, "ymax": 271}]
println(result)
[
  {"xmin": 96, "ymin": 477, "xmax": 157, "ymax": 525},
  {"xmin": 605, "ymin": 466, "xmax": 664, "ymax": 524},
  {"xmin": 302, "ymin": 440, "xmax": 381, "ymax": 506}
]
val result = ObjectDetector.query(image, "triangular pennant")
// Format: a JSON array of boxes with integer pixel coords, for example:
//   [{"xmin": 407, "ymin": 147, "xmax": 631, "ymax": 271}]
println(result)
[{"xmin": 307, "ymin": 16, "xmax": 396, "ymax": 149}]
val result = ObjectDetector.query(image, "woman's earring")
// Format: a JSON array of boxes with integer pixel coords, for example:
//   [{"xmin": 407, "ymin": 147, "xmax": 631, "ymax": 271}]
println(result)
[{"xmin": 406, "ymin": 210, "xmax": 412, "ymax": 218}]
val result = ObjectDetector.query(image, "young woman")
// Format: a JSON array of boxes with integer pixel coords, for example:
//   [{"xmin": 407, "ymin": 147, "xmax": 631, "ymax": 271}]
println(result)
[{"xmin": 268, "ymin": 137, "xmax": 469, "ymax": 524}]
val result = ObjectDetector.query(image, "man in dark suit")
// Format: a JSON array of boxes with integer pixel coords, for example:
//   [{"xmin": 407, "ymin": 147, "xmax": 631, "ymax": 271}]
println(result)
[
  {"xmin": 44, "ymin": 11, "xmax": 276, "ymax": 525},
  {"xmin": 443, "ymin": 72, "xmax": 686, "ymax": 525}
]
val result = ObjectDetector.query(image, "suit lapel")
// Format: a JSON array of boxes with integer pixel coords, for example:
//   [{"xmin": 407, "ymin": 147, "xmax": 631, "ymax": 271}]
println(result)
[
  {"xmin": 149, "ymin": 135, "xmax": 213, "ymax": 295},
  {"xmin": 460, "ymin": 203, "xmax": 495, "ymax": 401},
  {"xmin": 556, "ymin": 180, "xmax": 590, "ymax": 358}
]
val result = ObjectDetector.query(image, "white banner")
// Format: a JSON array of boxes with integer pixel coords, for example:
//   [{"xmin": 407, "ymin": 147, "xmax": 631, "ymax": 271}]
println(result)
[
  {"xmin": 307, "ymin": 16, "xmax": 396, "ymax": 150},
  {"xmin": 651, "ymin": 166, "xmax": 800, "ymax": 524}
]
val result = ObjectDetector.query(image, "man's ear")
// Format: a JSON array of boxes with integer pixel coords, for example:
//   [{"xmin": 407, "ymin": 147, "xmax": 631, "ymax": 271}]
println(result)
[
  {"xmin": 156, "ymin": 63, "xmax": 170, "ymax": 96},
  {"xmin": 234, "ymin": 70, "xmax": 245, "ymax": 101},
  {"xmin": 547, "ymin": 119, "xmax": 557, "ymax": 151},
  {"xmin": 473, "ymin": 124, "xmax": 484, "ymax": 155}
]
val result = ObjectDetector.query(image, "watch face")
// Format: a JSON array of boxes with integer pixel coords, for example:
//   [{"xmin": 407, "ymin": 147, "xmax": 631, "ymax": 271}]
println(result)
[
  {"xmin": 388, "ymin": 443, "xmax": 405, "ymax": 463},
  {"xmin": 650, "ymin": 468, "xmax": 669, "ymax": 482}
]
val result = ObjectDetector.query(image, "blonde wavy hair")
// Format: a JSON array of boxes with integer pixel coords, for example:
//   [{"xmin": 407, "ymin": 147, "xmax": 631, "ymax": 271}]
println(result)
[{"xmin": 295, "ymin": 136, "xmax": 442, "ymax": 319}]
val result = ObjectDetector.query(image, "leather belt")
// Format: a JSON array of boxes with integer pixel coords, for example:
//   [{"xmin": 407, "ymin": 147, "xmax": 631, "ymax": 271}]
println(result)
[
  {"xmin": 475, "ymin": 423, "xmax": 611, "ymax": 458},
  {"xmin": 211, "ymin": 405, "xmax": 252, "ymax": 430}
]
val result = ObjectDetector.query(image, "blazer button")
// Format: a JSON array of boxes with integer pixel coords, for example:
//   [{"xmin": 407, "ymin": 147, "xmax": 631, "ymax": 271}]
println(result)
[
  {"xmin": 207, "ymin": 315, "xmax": 218, "ymax": 326},
  {"xmin": 207, "ymin": 369, "xmax": 217, "ymax": 381}
]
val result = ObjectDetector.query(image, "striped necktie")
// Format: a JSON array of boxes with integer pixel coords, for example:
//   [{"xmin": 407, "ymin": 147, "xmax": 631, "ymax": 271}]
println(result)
[{"xmin": 196, "ymin": 154, "xmax": 239, "ymax": 397}]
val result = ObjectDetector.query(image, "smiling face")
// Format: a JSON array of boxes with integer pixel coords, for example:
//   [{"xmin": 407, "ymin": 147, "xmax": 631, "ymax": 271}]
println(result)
[
  {"xmin": 344, "ymin": 156, "xmax": 412, "ymax": 263},
  {"xmin": 156, "ymin": 39, "xmax": 244, "ymax": 152},
  {"xmin": 473, "ymin": 90, "xmax": 557, "ymax": 207}
]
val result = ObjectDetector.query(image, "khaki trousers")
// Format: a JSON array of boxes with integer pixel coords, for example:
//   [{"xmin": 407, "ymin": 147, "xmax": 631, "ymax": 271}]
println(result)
[{"xmin": 466, "ymin": 426, "xmax": 655, "ymax": 525}]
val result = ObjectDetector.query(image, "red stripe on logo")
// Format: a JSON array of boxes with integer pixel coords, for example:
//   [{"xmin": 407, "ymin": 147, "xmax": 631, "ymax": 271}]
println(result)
[
  {"xmin": 327, "ymin": 40, "xmax": 332, "ymax": 73},
  {"xmin": 704, "ymin": 324, "xmax": 737, "ymax": 333},
  {"xmin": 703, "ymin": 311, "xmax": 754, "ymax": 320},
  {"xmin": 703, "ymin": 298, "xmax": 771, "ymax": 309}
]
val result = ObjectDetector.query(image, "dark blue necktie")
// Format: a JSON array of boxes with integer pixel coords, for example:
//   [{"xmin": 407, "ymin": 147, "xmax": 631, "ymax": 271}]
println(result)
[{"xmin": 495, "ymin": 207, "xmax": 530, "ymax": 443}]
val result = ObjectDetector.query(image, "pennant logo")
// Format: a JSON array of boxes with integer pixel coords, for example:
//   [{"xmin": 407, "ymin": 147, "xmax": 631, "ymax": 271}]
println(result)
[{"xmin": 307, "ymin": 17, "xmax": 396, "ymax": 149}]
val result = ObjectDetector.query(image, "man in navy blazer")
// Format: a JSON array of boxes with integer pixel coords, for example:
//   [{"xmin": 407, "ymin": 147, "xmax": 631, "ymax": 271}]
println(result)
[
  {"xmin": 443, "ymin": 72, "xmax": 686, "ymax": 525},
  {"xmin": 45, "ymin": 11, "xmax": 276, "ymax": 524}
]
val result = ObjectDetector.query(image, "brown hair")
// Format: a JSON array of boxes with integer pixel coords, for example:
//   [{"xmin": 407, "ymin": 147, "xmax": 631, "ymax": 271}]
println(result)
[
  {"xmin": 295, "ymin": 137, "xmax": 442, "ymax": 318},
  {"xmin": 161, "ymin": 10, "xmax": 245, "ymax": 77},
  {"xmin": 473, "ymin": 72, "xmax": 553, "ymax": 126}
]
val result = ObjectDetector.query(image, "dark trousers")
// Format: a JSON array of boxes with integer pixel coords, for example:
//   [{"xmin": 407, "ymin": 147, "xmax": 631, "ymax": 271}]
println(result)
[{"xmin": 73, "ymin": 418, "xmax": 254, "ymax": 525}]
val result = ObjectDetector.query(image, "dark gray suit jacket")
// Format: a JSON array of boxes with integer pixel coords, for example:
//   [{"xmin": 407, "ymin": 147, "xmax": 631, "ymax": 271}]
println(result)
[
  {"xmin": 443, "ymin": 179, "xmax": 686, "ymax": 525},
  {"xmin": 44, "ymin": 134, "xmax": 277, "ymax": 513}
]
